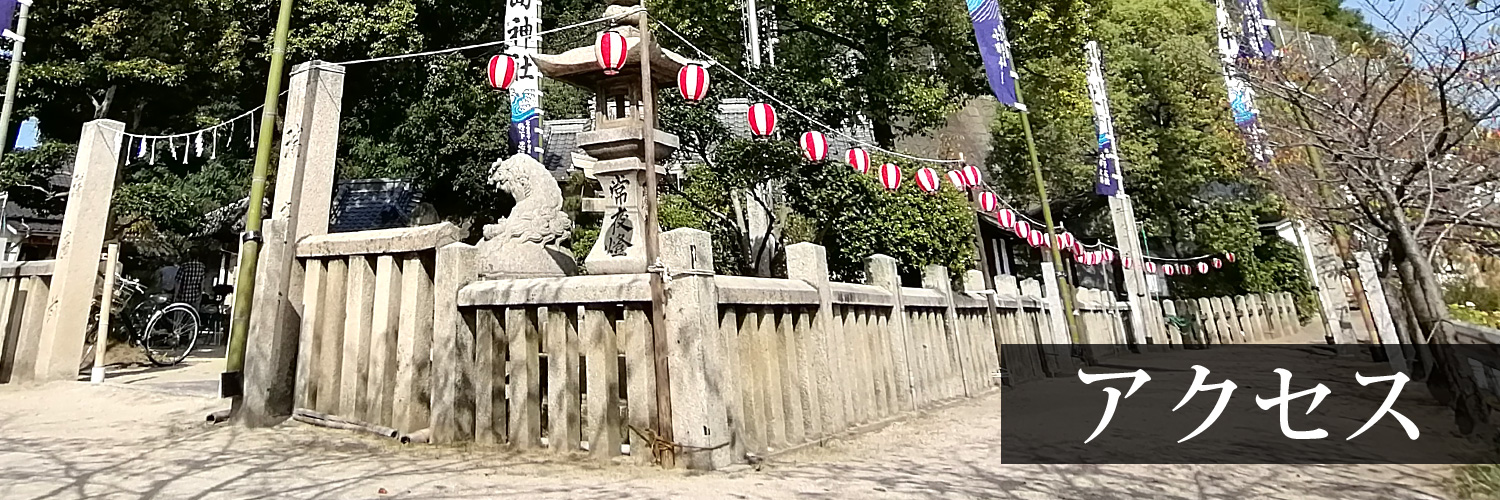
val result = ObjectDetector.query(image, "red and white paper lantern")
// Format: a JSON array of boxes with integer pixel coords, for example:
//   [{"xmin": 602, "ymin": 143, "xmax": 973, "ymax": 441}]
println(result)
[
  {"xmin": 1057, "ymin": 232, "xmax": 1075, "ymax": 250},
  {"xmin": 748, "ymin": 103, "xmax": 777, "ymax": 137},
  {"xmin": 1028, "ymin": 231, "xmax": 1047, "ymax": 248},
  {"xmin": 1123, "ymin": 257, "xmax": 1133, "ymax": 270},
  {"xmin": 1163, "ymin": 264, "xmax": 1176, "ymax": 276},
  {"xmin": 878, "ymin": 163, "xmax": 902, "ymax": 190},
  {"xmin": 800, "ymin": 131, "xmax": 828, "ymax": 161},
  {"xmin": 677, "ymin": 64, "xmax": 710, "ymax": 102},
  {"xmin": 916, "ymin": 167, "xmax": 941, "ymax": 193},
  {"xmin": 1103, "ymin": 248, "xmax": 1115, "ymax": 263},
  {"xmin": 946, "ymin": 170, "xmax": 966, "ymax": 189},
  {"xmin": 962, "ymin": 165, "xmax": 982, "ymax": 187},
  {"xmin": 1072, "ymin": 241, "xmax": 1085, "ymax": 256},
  {"xmin": 1145, "ymin": 261, "xmax": 1158, "ymax": 274},
  {"xmin": 596, "ymin": 31, "xmax": 629, "ymax": 75},
  {"xmin": 978, "ymin": 192, "xmax": 998, "ymax": 212},
  {"xmin": 847, "ymin": 148, "xmax": 870, "ymax": 173},
  {"xmin": 1197, "ymin": 262, "xmax": 1210, "ymax": 274},
  {"xmin": 1179, "ymin": 264, "xmax": 1191, "ymax": 275},
  {"xmin": 1211, "ymin": 257, "xmax": 1223, "ymax": 269},
  {"xmin": 1225, "ymin": 252, "xmax": 1237, "ymax": 263},
  {"xmin": 1014, "ymin": 220, "xmax": 1031, "ymax": 239},
  {"xmin": 997, "ymin": 209, "xmax": 1016, "ymax": 229},
  {"xmin": 487, "ymin": 55, "xmax": 517, "ymax": 89}
]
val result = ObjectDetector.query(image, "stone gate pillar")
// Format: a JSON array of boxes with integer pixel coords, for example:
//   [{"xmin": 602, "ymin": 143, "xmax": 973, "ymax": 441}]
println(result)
[
  {"xmin": 33, "ymin": 119, "xmax": 122, "ymax": 382},
  {"xmin": 242, "ymin": 60, "xmax": 345, "ymax": 426}
]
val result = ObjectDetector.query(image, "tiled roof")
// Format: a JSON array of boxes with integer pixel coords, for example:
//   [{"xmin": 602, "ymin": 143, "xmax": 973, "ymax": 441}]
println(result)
[{"xmin": 329, "ymin": 178, "xmax": 424, "ymax": 233}]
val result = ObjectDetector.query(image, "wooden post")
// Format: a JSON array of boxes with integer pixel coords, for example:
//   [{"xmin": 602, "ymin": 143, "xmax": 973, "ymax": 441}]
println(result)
[
  {"xmin": 638, "ymin": 12, "xmax": 675, "ymax": 468},
  {"xmin": 90, "ymin": 243, "xmax": 120, "ymax": 383}
]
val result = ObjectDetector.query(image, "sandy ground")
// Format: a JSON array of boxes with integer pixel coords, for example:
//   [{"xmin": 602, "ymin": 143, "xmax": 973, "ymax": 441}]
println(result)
[{"xmin": 0, "ymin": 329, "xmax": 1462, "ymax": 500}]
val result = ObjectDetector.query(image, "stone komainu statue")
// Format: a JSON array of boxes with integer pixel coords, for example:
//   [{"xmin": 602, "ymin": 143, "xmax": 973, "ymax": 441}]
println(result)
[{"xmin": 478, "ymin": 153, "xmax": 577, "ymax": 278}]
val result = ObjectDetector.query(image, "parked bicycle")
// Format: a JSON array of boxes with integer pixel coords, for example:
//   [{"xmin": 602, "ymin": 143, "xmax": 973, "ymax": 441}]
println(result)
[{"xmin": 80, "ymin": 275, "xmax": 202, "ymax": 371}]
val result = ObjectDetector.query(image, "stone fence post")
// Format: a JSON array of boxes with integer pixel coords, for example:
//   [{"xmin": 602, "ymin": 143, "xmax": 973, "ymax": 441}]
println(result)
[
  {"xmin": 660, "ymin": 228, "xmax": 730, "ymax": 469},
  {"xmin": 865, "ymin": 254, "xmax": 913, "ymax": 411},
  {"xmin": 33, "ymin": 119, "xmax": 122, "ymax": 382},
  {"xmin": 922, "ymin": 265, "xmax": 970, "ymax": 397},
  {"xmin": 788, "ymin": 243, "xmax": 846, "ymax": 438},
  {"xmin": 242, "ymin": 60, "xmax": 345, "ymax": 426}
]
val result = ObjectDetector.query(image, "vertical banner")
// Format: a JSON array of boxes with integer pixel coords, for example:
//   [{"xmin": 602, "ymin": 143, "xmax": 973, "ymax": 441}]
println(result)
[
  {"xmin": 1237, "ymin": 0, "xmax": 1276, "ymax": 60},
  {"xmin": 1084, "ymin": 41, "xmax": 1121, "ymax": 197},
  {"xmin": 1214, "ymin": 0, "xmax": 1272, "ymax": 164},
  {"xmin": 966, "ymin": 0, "xmax": 1024, "ymax": 110},
  {"xmin": 506, "ymin": 0, "xmax": 543, "ymax": 159},
  {"xmin": 0, "ymin": 0, "xmax": 17, "ymax": 41}
]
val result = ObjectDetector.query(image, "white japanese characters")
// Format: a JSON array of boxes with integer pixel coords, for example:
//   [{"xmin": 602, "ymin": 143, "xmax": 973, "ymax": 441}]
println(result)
[{"xmin": 1077, "ymin": 367, "xmax": 1420, "ymax": 443}]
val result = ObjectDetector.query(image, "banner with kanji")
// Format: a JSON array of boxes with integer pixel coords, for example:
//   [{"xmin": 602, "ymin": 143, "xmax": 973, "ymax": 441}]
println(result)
[
  {"xmin": 505, "ymin": 0, "xmax": 542, "ymax": 159},
  {"xmin": 1085, "ymin": 41, "xmax": 1122, "ymax": 196},
  {"xmin": 967, "ymin": 0, "xmax": 1024, "ymax": 110}
]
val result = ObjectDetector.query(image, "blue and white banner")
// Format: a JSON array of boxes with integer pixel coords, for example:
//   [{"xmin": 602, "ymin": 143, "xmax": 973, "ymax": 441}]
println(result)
[
  {"xmin": 1238, "ymin": 0, "xmax": 1276, "ymax": 60},
  {"xmin": 967, "ymin": 0, "xmax": 1024, "ymax": 111},
  {"xmin": 1084, "ymin": 41, "xmax": 1122, "ymax": 197},
  {"xmin": 1215, "ymin": 0, "xmax": 1273, "ymax": 164},
  {"xmin": 0, "ymin": 0, "xmax": 19, "ymax": 42},
  {"xmin": 505, "ymin": 0, "xmax": 542, "ymax": 159}
]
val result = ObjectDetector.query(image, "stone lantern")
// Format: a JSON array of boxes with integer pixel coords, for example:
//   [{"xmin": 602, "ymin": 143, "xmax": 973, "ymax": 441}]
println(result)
[{"xmin": 535, "ymin": 5, "xmax": 697, "ymax": 274}]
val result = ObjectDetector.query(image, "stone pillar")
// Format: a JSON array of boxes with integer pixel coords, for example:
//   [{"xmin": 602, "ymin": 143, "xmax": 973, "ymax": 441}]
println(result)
[
  {"xmin": 659, "ymin": 228, "xmax": 731, "ymax": 470},
  {"xmin": 922, "ymin": 265, "xmax": 970, "ymax": 397},
  {"xmin": 243, "ymin": 61, "xmax": 345, "ymax": 426},
  {"xmin": 1107, "ymin": 195, "xmax": 1153, "ymax": 345},
  {"xmin": 431, "ymin": 242, "xmax": 478, "ymax": 443},
  {"xmin": 788, "ymin": 243, "xmax": 847, "ymax": 435},
  {"xmin": 866, "ymin": 254, "xmax": 913, "ymax": 411},
  {"xmin": 33, "ymin": 119, "xmax": 122, "ymax": 382},
  {"xmin": 1038, "ymin": 261, "xmax": 1072, "ymax": 346},
  {"xmin": 586, "ymin": 158, "xmax": 650, "ymax": 274},
  {"xmin": 1355, "ymin": 251, "xmax": 1407, "ymax": 371}
]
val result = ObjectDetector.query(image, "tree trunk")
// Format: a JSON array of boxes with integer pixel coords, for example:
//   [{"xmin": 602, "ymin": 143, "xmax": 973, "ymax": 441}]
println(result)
[
  {"xmin": 1385, "ymin": 203, "xmax": 1490, "ymax": 437},
  {"xmin": 92, "ymin": 85, "xmax": 118, "ymax": 120}
]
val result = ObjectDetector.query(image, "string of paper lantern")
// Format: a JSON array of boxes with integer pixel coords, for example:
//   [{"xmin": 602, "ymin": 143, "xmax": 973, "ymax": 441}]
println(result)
[{"xmin": 652, "ymin": 19, "xmax": 962, "ymax": 166}]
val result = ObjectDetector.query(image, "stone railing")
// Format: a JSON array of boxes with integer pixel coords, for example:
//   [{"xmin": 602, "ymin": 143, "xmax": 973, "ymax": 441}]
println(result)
[
  {"xmin": 1074, "ymin": 287, "xmax": 1130, "ymax": 358},
  {"xmin": 449, "ymin": 272, "xmax": 658, "ymax": 461},
  {"xmin": 1153, "ymin": 292, "xmax": 1299, "ymax": 346},
  {"xmin": 0, "ymin": 260, "xmax": 57, "ymax": 384},
  {"xmin": 1450, "ymin": 321, "xmax": 1500, "ymax": 406},
  {"xmin": 289, "ymin": 223, "xmax": 462, "ymax": 434}
]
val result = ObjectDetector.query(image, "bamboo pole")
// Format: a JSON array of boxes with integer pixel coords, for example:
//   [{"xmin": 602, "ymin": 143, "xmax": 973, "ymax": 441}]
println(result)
[
  {"xmin": 226, "ymin": 0, "xmax": 297, "ymax": 408},
  {"xmin": 1014, "ymin": 86, "xmax": 1080, "ymax": 343}
]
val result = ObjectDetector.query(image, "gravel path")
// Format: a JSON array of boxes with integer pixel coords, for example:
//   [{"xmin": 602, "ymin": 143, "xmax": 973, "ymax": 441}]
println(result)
[{"xmin": 0, "ymin": 346, "xmax": 1458, "ymax": 500}]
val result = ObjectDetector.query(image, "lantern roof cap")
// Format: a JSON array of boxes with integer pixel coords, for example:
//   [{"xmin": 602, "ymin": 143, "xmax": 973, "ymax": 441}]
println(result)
[{"xmin": 536, "ymin": 35, "xmax": 705, "ymax": 90}]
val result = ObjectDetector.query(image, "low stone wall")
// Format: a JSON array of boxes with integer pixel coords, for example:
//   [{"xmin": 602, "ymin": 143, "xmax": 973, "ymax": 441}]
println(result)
[
  {"xmin": 285, "ymin": 224, "xmax": 1316, "ymax": 471},
  {"xmin": 0, "ymin": 260, "xmax": 56, "ymax": 384}
]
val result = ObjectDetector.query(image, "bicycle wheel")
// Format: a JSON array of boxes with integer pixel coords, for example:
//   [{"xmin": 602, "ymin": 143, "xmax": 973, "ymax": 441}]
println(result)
[{"xmin": 143, "ymin": 304, "xmax": 199, "ymax": 366}]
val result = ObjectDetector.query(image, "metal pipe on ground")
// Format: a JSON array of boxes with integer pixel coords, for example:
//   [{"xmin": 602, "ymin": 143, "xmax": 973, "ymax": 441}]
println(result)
[
  {"xmin": 292, "ymin": 408, "xmax": 400, "ymax": 439},
  {"xmin": 399, "ymin": 428, "xmax": 431, "ymax": 445}
]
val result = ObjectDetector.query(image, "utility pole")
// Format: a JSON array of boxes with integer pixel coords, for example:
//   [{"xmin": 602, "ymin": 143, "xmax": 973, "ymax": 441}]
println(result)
[
  {"xmin": 0, "ymin": 0, "xmax": 32, "ymax": 163},
  {"xmin": 225, "ymin": 0, "xmax": 298, "ymax": 413}
]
